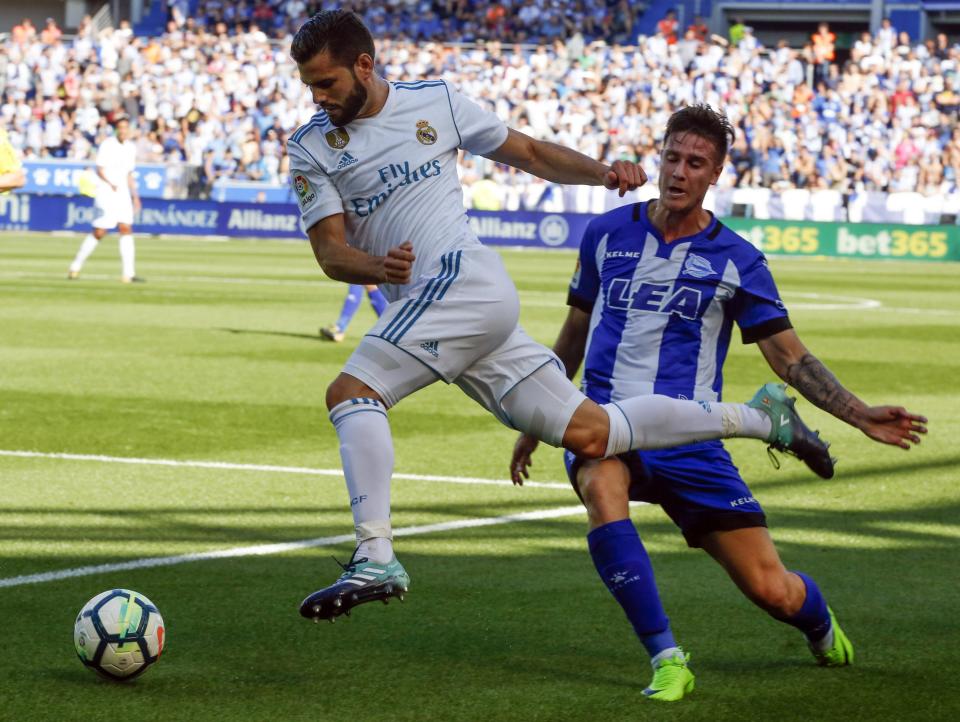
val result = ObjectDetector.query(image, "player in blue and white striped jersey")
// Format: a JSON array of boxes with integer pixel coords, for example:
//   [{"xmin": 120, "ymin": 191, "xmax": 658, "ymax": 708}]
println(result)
[{"xmin": 510, "ymin": 105, "xmax": 928, "ymax": 701}]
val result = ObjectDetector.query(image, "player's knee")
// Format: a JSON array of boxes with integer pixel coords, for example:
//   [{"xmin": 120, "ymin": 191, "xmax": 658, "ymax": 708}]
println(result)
[
  {"xmin": 567, "ymin": 431, "xmax": 608, "ymax": 460},
  {"xmin": 325, "ymin": 374, "xmax": 382, "ymax": 411},
  {"xmin": 562, "ymin": 403, "xmax": 610, "ymax": 459},
  {"xmin": 745, "ymin": 574, "xmax": 793, "ymax": 616}
]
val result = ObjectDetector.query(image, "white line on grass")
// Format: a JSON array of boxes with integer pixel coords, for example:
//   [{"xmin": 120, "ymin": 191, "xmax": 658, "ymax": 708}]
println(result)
[
  {"xmin": 1, "ymin": 270, "xmax": 913, "ymax": 313},
  {"xmin": 0, "ymin": 504, "xmax": 586, "ymax": 589},
  {"xmin": 0, "ymin": 449, "xmax": 570, "ymax": 490}
]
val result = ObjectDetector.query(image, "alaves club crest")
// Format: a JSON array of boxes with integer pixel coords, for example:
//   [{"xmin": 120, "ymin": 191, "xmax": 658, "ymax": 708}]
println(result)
[
  {"xmin": 325, "ymin": 128, "xmax": 350, "ymax": 149},
  {"xmin": 416, "ymin": 119, "xmax": 437, "ymax": 145}
]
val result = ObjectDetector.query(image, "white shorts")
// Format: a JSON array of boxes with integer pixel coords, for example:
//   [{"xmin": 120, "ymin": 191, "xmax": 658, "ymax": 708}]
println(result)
[
  {"xmin": 343, "ymin": 245, "xmax": 560, "ymax": 427},
  {"xmin": 92, "ymin": 189, "xmax": 134, "ymax": 229}
]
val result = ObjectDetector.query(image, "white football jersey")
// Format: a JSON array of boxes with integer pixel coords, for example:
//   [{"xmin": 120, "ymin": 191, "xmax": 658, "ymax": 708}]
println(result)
[
  {"xmin": 95, "ymin": 136, "xmax": 137, "ymax": 194},
  {"xmin": 287, "ymin": 80, "xmax": 508, "ymax": 301}
]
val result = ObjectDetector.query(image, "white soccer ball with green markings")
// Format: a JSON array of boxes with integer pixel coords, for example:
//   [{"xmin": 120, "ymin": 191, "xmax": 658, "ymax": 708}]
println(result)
[{"xmin": 74, "ymin": 589, "xmax": 165, "ymax": 680}]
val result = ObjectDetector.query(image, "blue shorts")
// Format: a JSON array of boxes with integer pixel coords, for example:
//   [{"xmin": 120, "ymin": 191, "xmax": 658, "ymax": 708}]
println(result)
[{"xmin": 564, "ymin": 440, "xmax": 766, "ymax": 548}]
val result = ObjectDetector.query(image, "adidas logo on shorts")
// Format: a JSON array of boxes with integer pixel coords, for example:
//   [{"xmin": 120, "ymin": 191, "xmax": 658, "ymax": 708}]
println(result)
[
  {"xmin": 420, "ymin": 340, "xmax": 440, "ymax": 358},
  {"xmin": 336, "ymin": 152, "xmax": 359, "ymax": 170}
]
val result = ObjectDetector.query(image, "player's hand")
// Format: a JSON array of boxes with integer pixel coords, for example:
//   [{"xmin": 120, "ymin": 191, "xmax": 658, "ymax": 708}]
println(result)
[
  {"xmin": 383, "ymin": 241, "xmax": 415, "ymax": 284},
  {"xmin": 510, "ymin": 433, "xmax": 540, "ymax": 486},
  {"xmin": 132, "ymin": 196, "xmax": 142, "ymax": 212},
  {"xmin": 603, "ymin": 160, "xmax": 647, "ymax": 197},
  {"xmin": 857, "ymin": 406, "xmax": 927, "ymax": 449}
]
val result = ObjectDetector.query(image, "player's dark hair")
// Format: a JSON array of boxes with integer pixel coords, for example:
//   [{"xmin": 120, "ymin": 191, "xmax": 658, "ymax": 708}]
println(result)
[
  {"xmin": 663, "ymin": 104, "xmax": 735, "ymax": 164},
  {"xmin": 290, "ymin": 10, "xmax": 375, "ymax": 68}
]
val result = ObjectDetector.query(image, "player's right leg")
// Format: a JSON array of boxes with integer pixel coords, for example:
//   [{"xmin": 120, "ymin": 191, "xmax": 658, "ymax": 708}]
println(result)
[
  {"xmin": 68, "ymin": 227, "xmax": 108, "ymax": 278},
  {"xmin": 572, "ymin": 456, "xmax": 694, "ymax": 701},
  {"xmin": 300, "ymin": 319, "xmax": 448, "ymax": 621}
]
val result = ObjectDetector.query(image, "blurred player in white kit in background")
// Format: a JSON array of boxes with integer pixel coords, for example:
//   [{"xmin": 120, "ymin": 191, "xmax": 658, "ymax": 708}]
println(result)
[{"xmin": 68, "ymin": 115, "xmax": 144, "ymax": 283}]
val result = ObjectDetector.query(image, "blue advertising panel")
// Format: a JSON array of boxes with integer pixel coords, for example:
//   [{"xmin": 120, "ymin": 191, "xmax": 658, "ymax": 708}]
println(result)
[
  {"xmin": 0, "ymin": 194, "xmax": 599, "ymax": 248},
  {"xmin": 20, "ymin": 160, "xmax": 173, "ymax": 199}
]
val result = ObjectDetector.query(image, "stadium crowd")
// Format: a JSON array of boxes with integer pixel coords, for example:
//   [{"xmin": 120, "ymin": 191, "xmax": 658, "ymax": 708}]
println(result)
[{"xmin": 2, "ymin": 5, "xmax": 959, "ymax": 206}]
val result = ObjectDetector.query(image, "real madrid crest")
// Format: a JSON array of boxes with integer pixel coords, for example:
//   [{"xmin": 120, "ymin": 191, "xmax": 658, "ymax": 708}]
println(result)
[
  {"xmin": 325, "ymin": 128, "xmax": 350, "ymax": 149},
  {"xmin": 416, "ymin": 120, "xmax": 437, "ymax": 145}
]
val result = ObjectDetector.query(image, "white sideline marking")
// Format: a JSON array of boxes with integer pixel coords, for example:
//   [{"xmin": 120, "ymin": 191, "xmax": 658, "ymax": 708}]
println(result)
[
  {"xmin": 0, "ymin": 449, "xmax": 570, "ymax": 490},
  {"xmin": 0, "ymin": 270, "xmax": 916, "ymax": 313},
  {"xmin": 0, "ymin": 505, "xmax": 586, "ymax": 589}
]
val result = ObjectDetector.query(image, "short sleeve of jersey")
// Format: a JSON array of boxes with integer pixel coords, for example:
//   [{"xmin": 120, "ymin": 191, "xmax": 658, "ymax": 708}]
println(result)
[
  {"xmin": 444, "ymin": 82, "xmax": 509, "ymax": 156},
  {"xmin": 732, "ymin": 254, "xmax": 793, "ymax": 343},
  {"xmin": 286, "ymin": 139, "xmax": 343, "ymax": 232},
  {"xmin": 566, "ymin": 218, "xmax": 602, "ymax": 312}
]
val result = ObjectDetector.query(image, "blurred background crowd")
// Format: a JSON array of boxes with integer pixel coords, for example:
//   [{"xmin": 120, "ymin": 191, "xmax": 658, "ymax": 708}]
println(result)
[{"xmin": 2, "ymin": 1, "xmax": 959, "ymax": 208}]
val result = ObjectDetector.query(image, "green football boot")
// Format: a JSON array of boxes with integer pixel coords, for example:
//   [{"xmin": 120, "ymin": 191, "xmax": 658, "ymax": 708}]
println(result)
[
  {"xmin": 810, "ymin": 607, "xmax": 854, "ymax": 667},
  {"xmin": 299, "ymin": 549, "xmax": 410, "ymax": 622},
  {"xmin": 747, "ymin": 382, "xmax": 836, "ymax": 479},
  {"xmin": 642, "ymin": 650, "xmax": 695, "ymax": 702}
]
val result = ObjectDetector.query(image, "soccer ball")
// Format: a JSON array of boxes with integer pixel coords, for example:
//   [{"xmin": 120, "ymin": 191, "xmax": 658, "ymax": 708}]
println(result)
[{"xmin": 74, "ymin": 589, "xmax": 165, "ymax": 680}]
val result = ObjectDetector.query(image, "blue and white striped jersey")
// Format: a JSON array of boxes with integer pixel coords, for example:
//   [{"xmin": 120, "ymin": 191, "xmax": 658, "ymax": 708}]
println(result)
[{"xmin": 567, "ymin": 201, "xmax": 792, "ymax": 404}]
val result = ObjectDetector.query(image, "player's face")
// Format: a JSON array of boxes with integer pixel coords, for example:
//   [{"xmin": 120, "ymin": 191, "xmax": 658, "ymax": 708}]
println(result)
[
  {"xmin": 115, "ymin": 120, "xmax": 130, "ymax": 142},
  {"xmin": 658, "ymin": 132, "xmax": 723, "ymax": 213},
  {"xmin": 298, "ymin": 50, "xmax": 369, "ymax": 127}
]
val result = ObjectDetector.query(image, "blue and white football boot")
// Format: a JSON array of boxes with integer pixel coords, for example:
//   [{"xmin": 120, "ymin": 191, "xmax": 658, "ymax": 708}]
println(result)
[{"xmin": 299, "ymin": 548, "xmax": 410, "ymax": 622}]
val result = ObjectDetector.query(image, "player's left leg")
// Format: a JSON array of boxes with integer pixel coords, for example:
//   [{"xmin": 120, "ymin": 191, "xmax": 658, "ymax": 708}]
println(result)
[
  {"xmin": 364, "ymin": 284, "xmax": 387, "ymax": 316},
  {"xmin": 117, "ymin": 222, "xmax": 143, "ymax": 283},
  {"xmin": 499, "ymin": 360, "xmax": 833, "ymax": 478},
  {"xmin": 322, "ymin": 285, "xmax": 363, "ymax": 342},
  {"xmin": 700, "ymin": 527, "xmax": 853, "ymax": 666}
]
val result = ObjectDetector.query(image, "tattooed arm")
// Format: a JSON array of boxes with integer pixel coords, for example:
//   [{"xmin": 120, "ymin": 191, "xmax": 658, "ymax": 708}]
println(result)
[{"xmin": 756, "ymin": 329, "xmax": 927, "ymax": 449}]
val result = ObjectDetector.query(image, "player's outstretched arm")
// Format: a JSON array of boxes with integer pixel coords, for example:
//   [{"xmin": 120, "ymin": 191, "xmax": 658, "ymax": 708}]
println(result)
[
  {"xmin": 0, "ymin": 169, "xmax": 25, "ymax": 192},
  {"xmin": 307, "ymin": 213, "xmax": 414, "ymax": 285},
  {"xmin": 510, "ymin": 307, "xmax": 591, "ymax": 484},
  {"xmin": 484, "ymin": 129, "xmax": 647, "ymax": 196},
  {"xmin": 757, "ymin": 328, "xmax": 927, "ymax": 449}
]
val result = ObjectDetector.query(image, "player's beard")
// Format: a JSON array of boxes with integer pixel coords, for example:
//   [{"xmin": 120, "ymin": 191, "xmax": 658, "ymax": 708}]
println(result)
[{"xmin": 325, "ymin": 74, "xmax": 367, "ymax": 127}]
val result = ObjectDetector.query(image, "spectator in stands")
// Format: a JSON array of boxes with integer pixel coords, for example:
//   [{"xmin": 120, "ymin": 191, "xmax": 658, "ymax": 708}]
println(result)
[
  {"xmin": 657, "ymin": 9, "xmax": 678, "ymax": 45},
  {"xmin": 875, "ymin": 17, "xmax": 897, "ymax": 56},
  {"xmin": 728, "ymin": 17, "xmax": 746, "ymax": 47},
  {"xmin": 40, "ymin": 17, "xmax": 62, "ymax": 45},
  {"xmin": 10, "ymin": 18, "xmax": 36, "ymax": 46},
  {"xmin": 812, "ymin": 22, "xmax": 836, "ymax": 86},
  {"xmin": 687, "ymin": 15, "xmax": 709, "ymax": 43},
  {"xmin": 2, "ymin": 7, "xmax": 959, "ymax": 212}
]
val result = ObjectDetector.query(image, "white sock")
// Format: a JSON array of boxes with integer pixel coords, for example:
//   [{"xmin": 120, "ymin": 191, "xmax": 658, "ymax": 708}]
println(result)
[
  {"xmin": 329, "ymin": 398, "xmax": 395, "ymax": 564},
  {"xmin": 602, "ymin": 396, "xmax": 773, "ymax": 457},
  {"xmin": 650, "ymin": 646, "xmax": 683, "ymax": 668},
  {"xmin": 356, "ymin": 536, "xmax": 394, "ymax": 564},
  {"xmin": 70, "ymin": 234, "xmax": 100, "ymax": 272},
  {"xmin": 119, "ymin": 234, "xmax": 136, "ymax": 278}
]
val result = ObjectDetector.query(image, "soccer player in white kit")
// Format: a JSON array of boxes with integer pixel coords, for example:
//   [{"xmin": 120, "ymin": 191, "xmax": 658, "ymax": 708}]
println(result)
[
  {"xmin": 68, "ymin": 116, "xmax": 144, "ymax": 283},
  {"xmin": 288, "ymin": 11, "xmax": 833, "ymax": 622}
]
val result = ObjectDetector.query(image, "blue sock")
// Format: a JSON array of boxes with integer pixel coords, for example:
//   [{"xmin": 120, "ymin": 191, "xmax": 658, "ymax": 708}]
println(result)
[
  {"xmin": 782, "ymin": 571, "xmax": 831, "ymax": 642},
  {"xmin": 367, "ymin": 287, "xmax": 388, "ymax": 316},
  {"xmin": 335, "ymin": 285, "xmax": 364, "ymax": 331},
  {"xmin": 588, "ymin": 519, "xmax": 676, "ymax": 658}
]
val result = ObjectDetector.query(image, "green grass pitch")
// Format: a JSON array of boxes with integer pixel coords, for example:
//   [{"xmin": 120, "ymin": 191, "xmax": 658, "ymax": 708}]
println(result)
[{"xmin": 0, "ymin": 231, "xmax": 958, "ymax": 721}]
